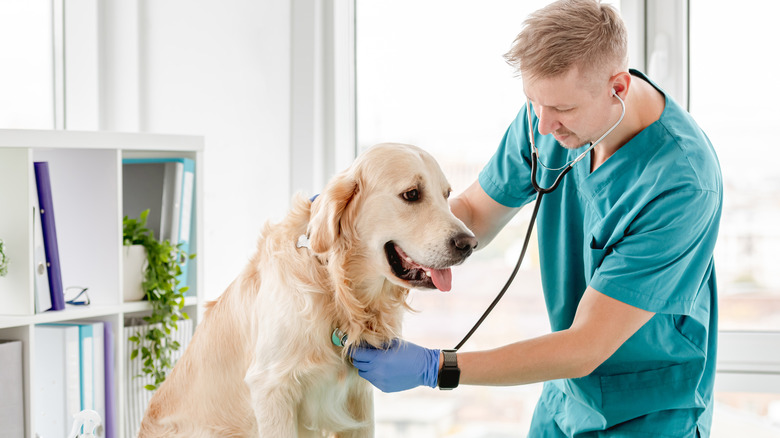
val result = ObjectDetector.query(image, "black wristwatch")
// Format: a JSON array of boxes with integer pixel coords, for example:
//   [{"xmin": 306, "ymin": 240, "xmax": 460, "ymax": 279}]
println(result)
[{"xmin": 437, "ymin": 349, "xmax": 460, "ymax": 390}]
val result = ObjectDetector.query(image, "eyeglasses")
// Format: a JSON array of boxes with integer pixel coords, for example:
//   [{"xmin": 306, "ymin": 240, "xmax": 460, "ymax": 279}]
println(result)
[{"xmin": 64, "ymin": 286, "xmax": 90, "ymax": 306}]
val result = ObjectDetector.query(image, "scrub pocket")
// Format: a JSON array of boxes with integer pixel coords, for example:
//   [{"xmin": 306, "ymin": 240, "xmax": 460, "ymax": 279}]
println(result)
[
  {"xmin": 546, "ymin": 380, "xmax": 609, "ymax": 436},
  {"xmin": 599, "ymin": 361, "xmax": 706, "ymax": 427},
  {"xmin": 533, "ymin": 367, "xmax": 705, "ymax": 436},
  {"xmin": 585, "ymin": 235, "xmax": 610, "ymax": 279}
]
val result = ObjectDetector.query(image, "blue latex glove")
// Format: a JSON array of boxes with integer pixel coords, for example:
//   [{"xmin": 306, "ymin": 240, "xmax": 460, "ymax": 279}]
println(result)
[{"xmin": 349, "ymin": 339, "xmax": 440, "ymax": 393}]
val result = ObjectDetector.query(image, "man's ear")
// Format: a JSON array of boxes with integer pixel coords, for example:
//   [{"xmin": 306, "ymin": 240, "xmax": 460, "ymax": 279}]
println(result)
[
  {"xmin": 609, "ymin": 70, "xmax": 631, "ymax": 99},
  {"xmin": 308, "ymin": 170, "xmax": 359, "ymax": 253}
]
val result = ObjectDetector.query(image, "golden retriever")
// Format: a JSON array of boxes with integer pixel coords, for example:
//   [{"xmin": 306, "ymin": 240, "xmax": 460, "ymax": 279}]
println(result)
[{"xmin": 138, "ymin": 143, "xmax": 477, "ymax": 437}]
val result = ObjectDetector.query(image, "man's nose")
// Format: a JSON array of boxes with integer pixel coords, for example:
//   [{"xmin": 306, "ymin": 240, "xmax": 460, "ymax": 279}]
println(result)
[{"xmin": 536, "ymin": 107, "xmax": 560, "ymax": 136}]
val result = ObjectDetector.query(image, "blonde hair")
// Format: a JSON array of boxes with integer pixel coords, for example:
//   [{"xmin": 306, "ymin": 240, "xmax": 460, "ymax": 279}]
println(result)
[{"xmin": 504, "ymin": 0, "xmax": 628, "ymax": 81}]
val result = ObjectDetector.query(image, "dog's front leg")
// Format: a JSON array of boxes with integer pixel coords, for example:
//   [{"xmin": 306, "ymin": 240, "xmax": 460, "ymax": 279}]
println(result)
[
  {"xmin": 339, "ymin": 378, "xmax": 375, "ymax": 438},
  {"xmin": 245, "ymin": 365, "xmax": 299, "ymax": 437}
]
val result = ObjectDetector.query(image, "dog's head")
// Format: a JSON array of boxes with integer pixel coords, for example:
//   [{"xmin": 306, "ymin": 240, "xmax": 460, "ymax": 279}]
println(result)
[{"xmin": 308, "ymin": 143, "xmax": 477, "ymax": 294}]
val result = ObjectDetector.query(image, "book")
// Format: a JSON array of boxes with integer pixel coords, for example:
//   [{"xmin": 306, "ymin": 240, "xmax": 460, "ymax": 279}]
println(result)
[
  {"xmin": 91, "ymin": 322, "xmax": 105, "ymax": 422},
  {"xmin": 122, "ymin": 160, "xmax": 181, "ymax": 244},
  {"xmin": 77, "ymin": 323, "xmax": 94, "ymax": 412},
  {"xmin": 48, "ymin": 321, "xmax": 109, "ymax": 437},
  {"xmin": 123, "ymin": 158, "xmax": 195, "ymax": 290},
  {"xmin": 32, "ymin": 174, "xmax": 52, "ymax": 312},
  {"xmin": 34, "ymin": 324, "xmax": 81, "ymax": 438},
  {"xmin": 72, "ymin": 321, "xmax": 106, "ymax": 428},
  {"xmin": 33, "ymin": 161, "xmax": 65, "ymax": 311},
  {"xmin": 0, "ymin": 340, "xmax": 24, "ymax": 438},
  {"xmin": 103, "ymin": 321, "xmax": 116, "ymax": 438},
  {"xmin": 48, "ymin": 323, "xmax": 100, "ymax": 410}
]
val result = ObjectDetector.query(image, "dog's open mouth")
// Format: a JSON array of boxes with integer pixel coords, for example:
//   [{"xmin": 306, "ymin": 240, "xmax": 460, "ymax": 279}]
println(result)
[{"xmin": 384, "ymin": 242, "xmax": 453, "ymax": 291}]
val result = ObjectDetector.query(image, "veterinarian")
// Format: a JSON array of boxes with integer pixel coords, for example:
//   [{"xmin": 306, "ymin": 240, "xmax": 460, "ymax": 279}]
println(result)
[{"xmin": 349, "ymin": 0, "xmax": 722, "ymax": 436}]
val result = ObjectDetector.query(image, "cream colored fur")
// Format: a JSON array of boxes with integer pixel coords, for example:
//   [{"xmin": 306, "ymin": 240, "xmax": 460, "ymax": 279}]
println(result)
[{"xmin": 138, "ymin": 143, "xmax": 475, "ymax": 437}]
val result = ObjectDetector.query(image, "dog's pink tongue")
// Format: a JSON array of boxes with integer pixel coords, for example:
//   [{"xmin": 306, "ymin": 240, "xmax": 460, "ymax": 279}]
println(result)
[{"xmin": 430, "ymin": 268, "xmax": 452, "ymax": 292}]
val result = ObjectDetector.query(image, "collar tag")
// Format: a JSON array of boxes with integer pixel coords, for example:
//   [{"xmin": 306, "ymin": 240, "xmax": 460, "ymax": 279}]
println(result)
[{"xmin": 296, "ymin": 234, "xmax": 310, "ymax": 249}]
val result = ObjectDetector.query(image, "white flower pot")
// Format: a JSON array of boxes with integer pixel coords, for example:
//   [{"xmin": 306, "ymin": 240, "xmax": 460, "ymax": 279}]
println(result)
[{"xmin": 123, "ymin": 245, "xmax": 147, "ymax": 302}]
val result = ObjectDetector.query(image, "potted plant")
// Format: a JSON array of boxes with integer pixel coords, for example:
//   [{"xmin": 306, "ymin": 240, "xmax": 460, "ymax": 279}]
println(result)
[
  {"xmin": 0, "ymin": 238, "xmax": 8, "ymax": 277},
  {"xmin": 123, "ymin": 229, "xmax": 147, "ymax": 302},
  {"xmin": 123, "ymin": 209, "xmax": 194, "ymax": 390}
]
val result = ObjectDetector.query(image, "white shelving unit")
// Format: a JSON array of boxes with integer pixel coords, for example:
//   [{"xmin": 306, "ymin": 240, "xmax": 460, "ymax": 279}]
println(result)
[{"xmin": 0, "ymin": 129, "xmax": 204, "ymax": 438}]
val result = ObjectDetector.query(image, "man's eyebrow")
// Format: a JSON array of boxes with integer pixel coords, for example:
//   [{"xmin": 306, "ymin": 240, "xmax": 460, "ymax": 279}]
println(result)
[
  {"xmin": 529, "ymin": 100, "xmax": 576, "ymax": 110},
  {"xmin": 524, "ymin": 93, "xmax": 573, "ymax": 109}
]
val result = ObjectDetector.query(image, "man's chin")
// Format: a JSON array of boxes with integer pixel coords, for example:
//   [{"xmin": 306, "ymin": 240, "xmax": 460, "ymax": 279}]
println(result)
[{"xmin": 554, "ymin": 134, "xmax": 585, "ymax": 150}]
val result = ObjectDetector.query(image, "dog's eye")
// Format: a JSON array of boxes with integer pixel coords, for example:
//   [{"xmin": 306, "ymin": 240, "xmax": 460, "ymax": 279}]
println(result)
[{"xmin": 402, "ymin": 189, "xmax": 420, "ymax": 202}]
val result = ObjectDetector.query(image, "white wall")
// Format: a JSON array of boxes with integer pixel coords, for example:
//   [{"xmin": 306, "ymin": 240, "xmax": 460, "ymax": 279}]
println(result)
[
  {"xmin": 136, "ymin": 0, "xmax": 293, "ymax": 300},
  {"xmin": 5, "ymin": 0, "xmax": 345, "ymax": 301}
]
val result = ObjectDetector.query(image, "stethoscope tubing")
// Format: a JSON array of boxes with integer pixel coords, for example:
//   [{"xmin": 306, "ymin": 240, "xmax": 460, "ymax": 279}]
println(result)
[
  {"xmin": 454, "ymin": 189, "xmax": 544, "ymax": 351},
  {"xmin": 531, "ymin": 150, "xmax": 575, "ymax": 194},
  {"xmin": 453, "ymin": 93, "xmax": 625, "ymax": 351},
  {"xmin": 453, "ymin": 152, "xmax": 573, "ymax": 350}
]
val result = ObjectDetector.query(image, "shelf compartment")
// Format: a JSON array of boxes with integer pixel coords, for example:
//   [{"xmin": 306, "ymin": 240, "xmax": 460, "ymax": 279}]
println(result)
[{"xmin": 34, "ymin": 148, "xmax": 122, "ymax": 308}]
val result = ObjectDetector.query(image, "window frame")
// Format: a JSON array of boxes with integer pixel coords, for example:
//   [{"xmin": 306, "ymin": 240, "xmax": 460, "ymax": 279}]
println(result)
[{"xmin": 289, "ymin": 0, "xmax": 356, "ymax": 195}]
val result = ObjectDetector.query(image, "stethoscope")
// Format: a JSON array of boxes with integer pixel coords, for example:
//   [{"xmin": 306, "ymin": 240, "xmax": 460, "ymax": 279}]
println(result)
[{"xmin": 453, "ymin": 91, "xmax": 626, "ymax": 351}]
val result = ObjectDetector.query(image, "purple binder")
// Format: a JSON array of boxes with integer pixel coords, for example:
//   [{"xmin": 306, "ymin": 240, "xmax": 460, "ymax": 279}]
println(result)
[
  {"xmin": 103, "ymin": 321, "xmax": 116, "ymax": 438},
  {"xmin": 33, "ymin": 162, "xmax": 65, "ymax": 311}
]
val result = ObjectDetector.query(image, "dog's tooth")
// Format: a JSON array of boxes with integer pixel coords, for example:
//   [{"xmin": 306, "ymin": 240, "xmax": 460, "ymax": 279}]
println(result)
[
  {"xmin": 424, "ymin": 269, "xmax": 431, "ymax": 277},
  {"xmin": 405, "ymin": 257, "xmax": 413, "ymax": 263}
]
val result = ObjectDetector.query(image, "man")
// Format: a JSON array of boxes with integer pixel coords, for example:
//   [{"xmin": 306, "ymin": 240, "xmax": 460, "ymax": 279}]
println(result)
[{"xmin": 349, "ymin": 0, "xmax": 722, "ymax": 436}]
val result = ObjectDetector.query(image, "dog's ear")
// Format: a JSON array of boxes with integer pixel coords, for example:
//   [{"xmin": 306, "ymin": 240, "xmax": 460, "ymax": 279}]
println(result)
[{"xmin": 308, "ymin": 170, "xmax": 359, "ymax": 253}]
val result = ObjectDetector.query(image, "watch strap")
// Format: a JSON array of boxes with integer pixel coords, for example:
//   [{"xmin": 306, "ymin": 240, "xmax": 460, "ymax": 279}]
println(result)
[{"xmin": 438, "ymin": 349, "xmax": 460, "ymax": 390}]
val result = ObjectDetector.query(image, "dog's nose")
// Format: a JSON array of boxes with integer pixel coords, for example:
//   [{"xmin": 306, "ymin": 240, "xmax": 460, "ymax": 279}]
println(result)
[{"xmin": 451, "ymin": 233, "xmax": 478, "ymax": 257}]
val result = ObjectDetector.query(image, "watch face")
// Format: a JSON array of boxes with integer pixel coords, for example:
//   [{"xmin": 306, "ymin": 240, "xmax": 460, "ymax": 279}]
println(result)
[
  {"xmin": 438, "ymin": 367, "xmax": 461, "ymax": 389},
  {"xmin": 439, "ymin": 350, "xmax": 460, "ymax": 389}
]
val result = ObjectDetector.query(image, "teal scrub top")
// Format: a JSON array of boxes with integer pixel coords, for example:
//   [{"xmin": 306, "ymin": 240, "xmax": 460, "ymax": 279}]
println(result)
[{"xmin": 478, "ymin": 70, "xmax": 722, "ymax": 437}]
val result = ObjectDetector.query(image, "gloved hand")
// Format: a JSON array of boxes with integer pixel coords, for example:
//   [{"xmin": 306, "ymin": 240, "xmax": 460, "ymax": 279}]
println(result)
[{"xmin": 349, "ymin": 339, "xmax": 441, "ymax": 393}]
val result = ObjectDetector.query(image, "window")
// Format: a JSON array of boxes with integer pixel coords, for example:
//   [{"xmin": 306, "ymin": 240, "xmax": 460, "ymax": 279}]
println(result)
[
  {"xmin": 0, "ymin": 0, "xmax": 55, "ymax": 129},
  {"xmin": 689, "ymin": 0, "xmax": 780, "ymax": 434},
  {"xmin": 689, "ymin": 1, "xmax": 780, "ymax": 333}
]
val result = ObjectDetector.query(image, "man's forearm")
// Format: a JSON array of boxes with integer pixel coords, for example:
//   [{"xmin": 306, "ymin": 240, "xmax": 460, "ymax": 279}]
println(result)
[
  {"xmin": 448, "ymin": 287, "xmax": 655, "ymax": 387},
  {"xmin": 453, "ymin": 329, "xmax": 599, "ymax": 386}
]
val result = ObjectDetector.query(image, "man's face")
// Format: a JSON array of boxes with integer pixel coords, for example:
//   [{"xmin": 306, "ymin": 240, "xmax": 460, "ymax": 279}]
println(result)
[{"xmin": 523, "ymin": 68, "xmax": 615, "ymax": 149}]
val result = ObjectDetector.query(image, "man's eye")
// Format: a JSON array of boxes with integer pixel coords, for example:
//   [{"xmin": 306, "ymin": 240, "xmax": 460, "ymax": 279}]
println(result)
[{"xmin": 402, "ymin": 189, "xmax": 420, "ymax": 202}]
